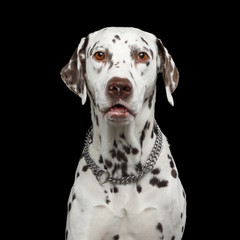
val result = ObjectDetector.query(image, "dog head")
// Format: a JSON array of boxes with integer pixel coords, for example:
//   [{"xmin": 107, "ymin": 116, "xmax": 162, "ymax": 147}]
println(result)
[{"xmin": 60, "ymin": 27, "xmax": 179, "ymax": 125}]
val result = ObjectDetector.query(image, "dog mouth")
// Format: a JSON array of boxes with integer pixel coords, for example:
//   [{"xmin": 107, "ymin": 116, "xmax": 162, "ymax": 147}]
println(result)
[{"xmin": 104, "ymin": 103, "xmax": 135, "ymax": 120}]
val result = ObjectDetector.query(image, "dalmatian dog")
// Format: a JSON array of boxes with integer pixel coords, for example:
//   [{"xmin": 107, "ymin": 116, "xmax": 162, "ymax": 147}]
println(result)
[{"xmin": 60, "ymin": 27, "xmax": 186, "ymax": 240}]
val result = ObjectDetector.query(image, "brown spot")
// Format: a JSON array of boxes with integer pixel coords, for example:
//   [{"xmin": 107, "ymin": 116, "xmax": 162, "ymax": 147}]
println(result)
[
  {"xmin": 106, "ymin": 199, "xmax": 111, "ymax": 204},
  {"xmin": 156, "ymin": 222, "xmax": 163, "ymax": 233}
]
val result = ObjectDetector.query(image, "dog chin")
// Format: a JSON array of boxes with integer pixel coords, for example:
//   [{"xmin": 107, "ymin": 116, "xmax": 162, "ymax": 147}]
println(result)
[{"xmin": 104, "ymin": 114, "xmax": 134, "ymax": 127}]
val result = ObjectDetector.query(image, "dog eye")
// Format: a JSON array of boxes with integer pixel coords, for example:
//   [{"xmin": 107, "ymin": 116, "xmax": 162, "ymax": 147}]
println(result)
[
  {"xmin": 136, "ymin": 52, "xmax": 149, "ymax": 62},
  {"xmin": 94, "ymin": 51, "xmax": 106, "ymax": 61}
]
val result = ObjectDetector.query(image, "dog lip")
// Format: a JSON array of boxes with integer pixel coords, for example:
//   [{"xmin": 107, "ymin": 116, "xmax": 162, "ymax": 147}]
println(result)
[{"xmin": 106, "ymin": 103, "xmax": 134, "ymax": 116}]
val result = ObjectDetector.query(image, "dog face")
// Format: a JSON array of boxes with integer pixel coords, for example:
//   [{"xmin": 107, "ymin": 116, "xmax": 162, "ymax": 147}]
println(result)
[{"xmin": 60, "ymin": 27, "xmax": 179, "ymax": 125}]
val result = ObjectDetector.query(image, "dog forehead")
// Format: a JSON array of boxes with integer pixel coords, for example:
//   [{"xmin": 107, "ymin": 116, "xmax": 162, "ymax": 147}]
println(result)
[{"xmin": 87, "ymin": 27, "xmax": 157, "ymax": 50}]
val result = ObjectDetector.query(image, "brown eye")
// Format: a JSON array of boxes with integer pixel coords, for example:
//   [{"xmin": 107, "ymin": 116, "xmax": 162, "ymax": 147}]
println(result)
[
  {"xmin": 94, "ymin": 51, "xmax": 105, "ymax": 61},
  {"xmin": 137, "ymin": 52, "xmax": 149, "ymax": 62}
]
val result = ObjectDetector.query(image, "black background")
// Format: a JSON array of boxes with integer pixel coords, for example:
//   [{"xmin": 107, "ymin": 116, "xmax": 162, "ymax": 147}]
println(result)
[{"xmin": 5, "ymin": 2, "xmax": 232, "ymax": 239}]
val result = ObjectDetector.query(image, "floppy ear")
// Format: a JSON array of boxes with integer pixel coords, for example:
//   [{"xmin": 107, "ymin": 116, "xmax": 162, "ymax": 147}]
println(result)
[
  {"xmin": 60, "ymin": 37, "xmax": 89, "ymax": 105},
  {"xmin": 156, "ymin": 39, "xmax": 179, "ymax": 106}
]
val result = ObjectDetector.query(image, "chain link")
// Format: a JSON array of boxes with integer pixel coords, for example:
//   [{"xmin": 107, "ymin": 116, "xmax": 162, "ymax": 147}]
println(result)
[{"xmin": 83, "ymin": 121, "xmax": 163, "ymax": 185}]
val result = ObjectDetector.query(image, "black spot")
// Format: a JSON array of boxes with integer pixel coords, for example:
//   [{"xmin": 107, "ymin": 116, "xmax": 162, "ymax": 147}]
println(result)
[
  {"xmin": 148, "ymin": 90, "xmax": 155, "ymax": 109},
  {"xmin": 65, "ymin": 229, "xmax": 68, "ymax": 240},
  {"xmin": 76, "ymin": 172, "xmax": 80, "ymax": 178},
  {"xmin": 140, "ymin": 121, "xmax": 149, "ymax": 147},
  {"xmin": 157, "ymin": 179, "xmax": 168, "ymax": 188},
  {"xmin": 113, "ymin": 140, "xmax": 118, "ymax": 148},
  {"xmin": 130, "ymin": 46, "xmax": 139, "ymax": 60},
  {"xmin": 171, "ymin": 169, "xmax": 177, "ymax": 178},
  {"xmin": 122, "ymin": 145, "xmax": 131, "ymax": 154},
  {"xmin": 116, "ymin": 150, "xmax": 128, "ymax": 162},
  {"xmin": 113, "ymin": 234, "xmax": 119, "ymax": 240},
  {"xmin": 146, "ymin": 61, "xmax": 150, "ymax": 67},
  {"xmin": 180, "ymin": 212, "xmax": 183, "ymax": 218},
  {"xmin": 110, "ymin": 149, "xmax": 117, "ymax": 158},
  {"xmin": 108, "ymin": 60, "xmax": 114, "ymax": 70},
  {"xmin": 129, "ymin": 71, "xmax": 134, "ymax": 79},
  {"xmin": 182, "ymin": 226, "xmax": 185, "ymax": 232},
  {"xmin": 170, "ymin": 160, "xmax": 175, "ymax": 169},
  {"xmin": 140, "ymin": 130, "xmax": 145, "ymax": 148},
  {"xmin": 183, "ymin": 190, "xmax": 186, "ymax": 199},
  {"xmin": 82, "ymin": 165, "xmax": 89, "ymax": 172},
  {"xmin": 123, "ymin": 60, "xmax": 126, "ymax": 63},
  {"xmin": 105, "ymin": 159, "xmax": 113, "ymax": 168},
  {"xmin": 114, "ymin": 35, "xmax": 121, "ymax": 40},
  {"xmin": 112, "ymin": 39, "xmax": 116, "ymax": 43},
  {"xmin": 149, "ymin": 177, "xmax": 158, "ymax": 186},
  {"xmin": 95, "ymin": 114, "xmax": 99, "ymax": 126},
  {"xmin": 68, "ymin": 202, "xmax": 72, "ymax": 212},
  {"xmin": 72, "ymin": 193, "xmax": 76, "ymax": 201},
  {"xmin": 106, "ymin": 199, "xmax": 111, "ymax": 204},
  {"xmin": 171, "ymin": 237, "xmax": 175, "ymax": 240},
  {"xmin": 156, "ymin": 222, "xmax": 163, "ymax": 233},
  {"xmin": 99, "ymin": 155, "xmax": 103, "ymax": 164},
  {"xmin": 113, "ymin": 186, "xmax": 118, "ymax": 193},
  {"xmin": 151, "ymin": 168, "xmax": 160, "ymax": 175},
  {"xmin": 104, "ymin": 190, "xmax": 108, "ymax": 194},
  {"xmin": 151, "ymin": 130, "xmax": 154, "ymax": 138},
  {"xmin": 132, "ymin": 148, "xmax": 139, "ymax": 155},
  {"xmin": 150, "ymin": 177, "xmax": 168, "ymax": 188},
  {"xmin": 121, "ymin": 162, "xmax": 128, "ymax": 177},
  {"xmin": 112, "ymin": 163, "xmax": 120, "ymax": 176},
  {"xmin": 135, "ymin": 162, "xmax": 142, "ymax": 172},
  {"xmin": 141, "ymin": 37, "xmax": 149, "ymax": 45},
  {"xmin": 136, "ymin": 185, "xmax": 142, "ymax": 193},
  {"xmin": 120, "ymin": 133, "xmax": 125, "ymax": 139},
  {"xmin": 125, "ymin": 40, "xmax": 128, "ymax": 44}
]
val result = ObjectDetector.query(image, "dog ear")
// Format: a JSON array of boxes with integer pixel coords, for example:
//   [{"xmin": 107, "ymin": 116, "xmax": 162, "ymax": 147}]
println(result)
[
  {"xmin": 60, "ymin": 37, "xmax": 89, "ymax": 105},
  {"xmin": 156, "ymin": 39, "xmax": 179, "ymax": 106}
]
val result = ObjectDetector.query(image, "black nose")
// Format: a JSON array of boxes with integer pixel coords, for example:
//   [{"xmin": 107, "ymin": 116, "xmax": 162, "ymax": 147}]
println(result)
[{"xmin": 107, "ymin": 77, "xmax": 133, "ymax": 99}]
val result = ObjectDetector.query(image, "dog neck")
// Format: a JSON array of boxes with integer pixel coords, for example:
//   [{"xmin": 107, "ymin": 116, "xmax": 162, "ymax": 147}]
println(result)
[{"xmin": 88, "ymin": 90, "xmax": 157, "ymax": 177}]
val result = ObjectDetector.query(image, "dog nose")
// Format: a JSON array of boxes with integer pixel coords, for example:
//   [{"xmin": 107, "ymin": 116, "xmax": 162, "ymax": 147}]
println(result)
[{"xmin": 107, "ymin": 77, "xmax": 132, "ymax": 99}]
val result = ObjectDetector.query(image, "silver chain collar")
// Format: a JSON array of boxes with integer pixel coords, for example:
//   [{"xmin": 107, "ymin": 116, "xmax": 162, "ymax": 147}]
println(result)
[{"xmin": 82, "ymin": 121, "xmax": 163, "ymax": 185}]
